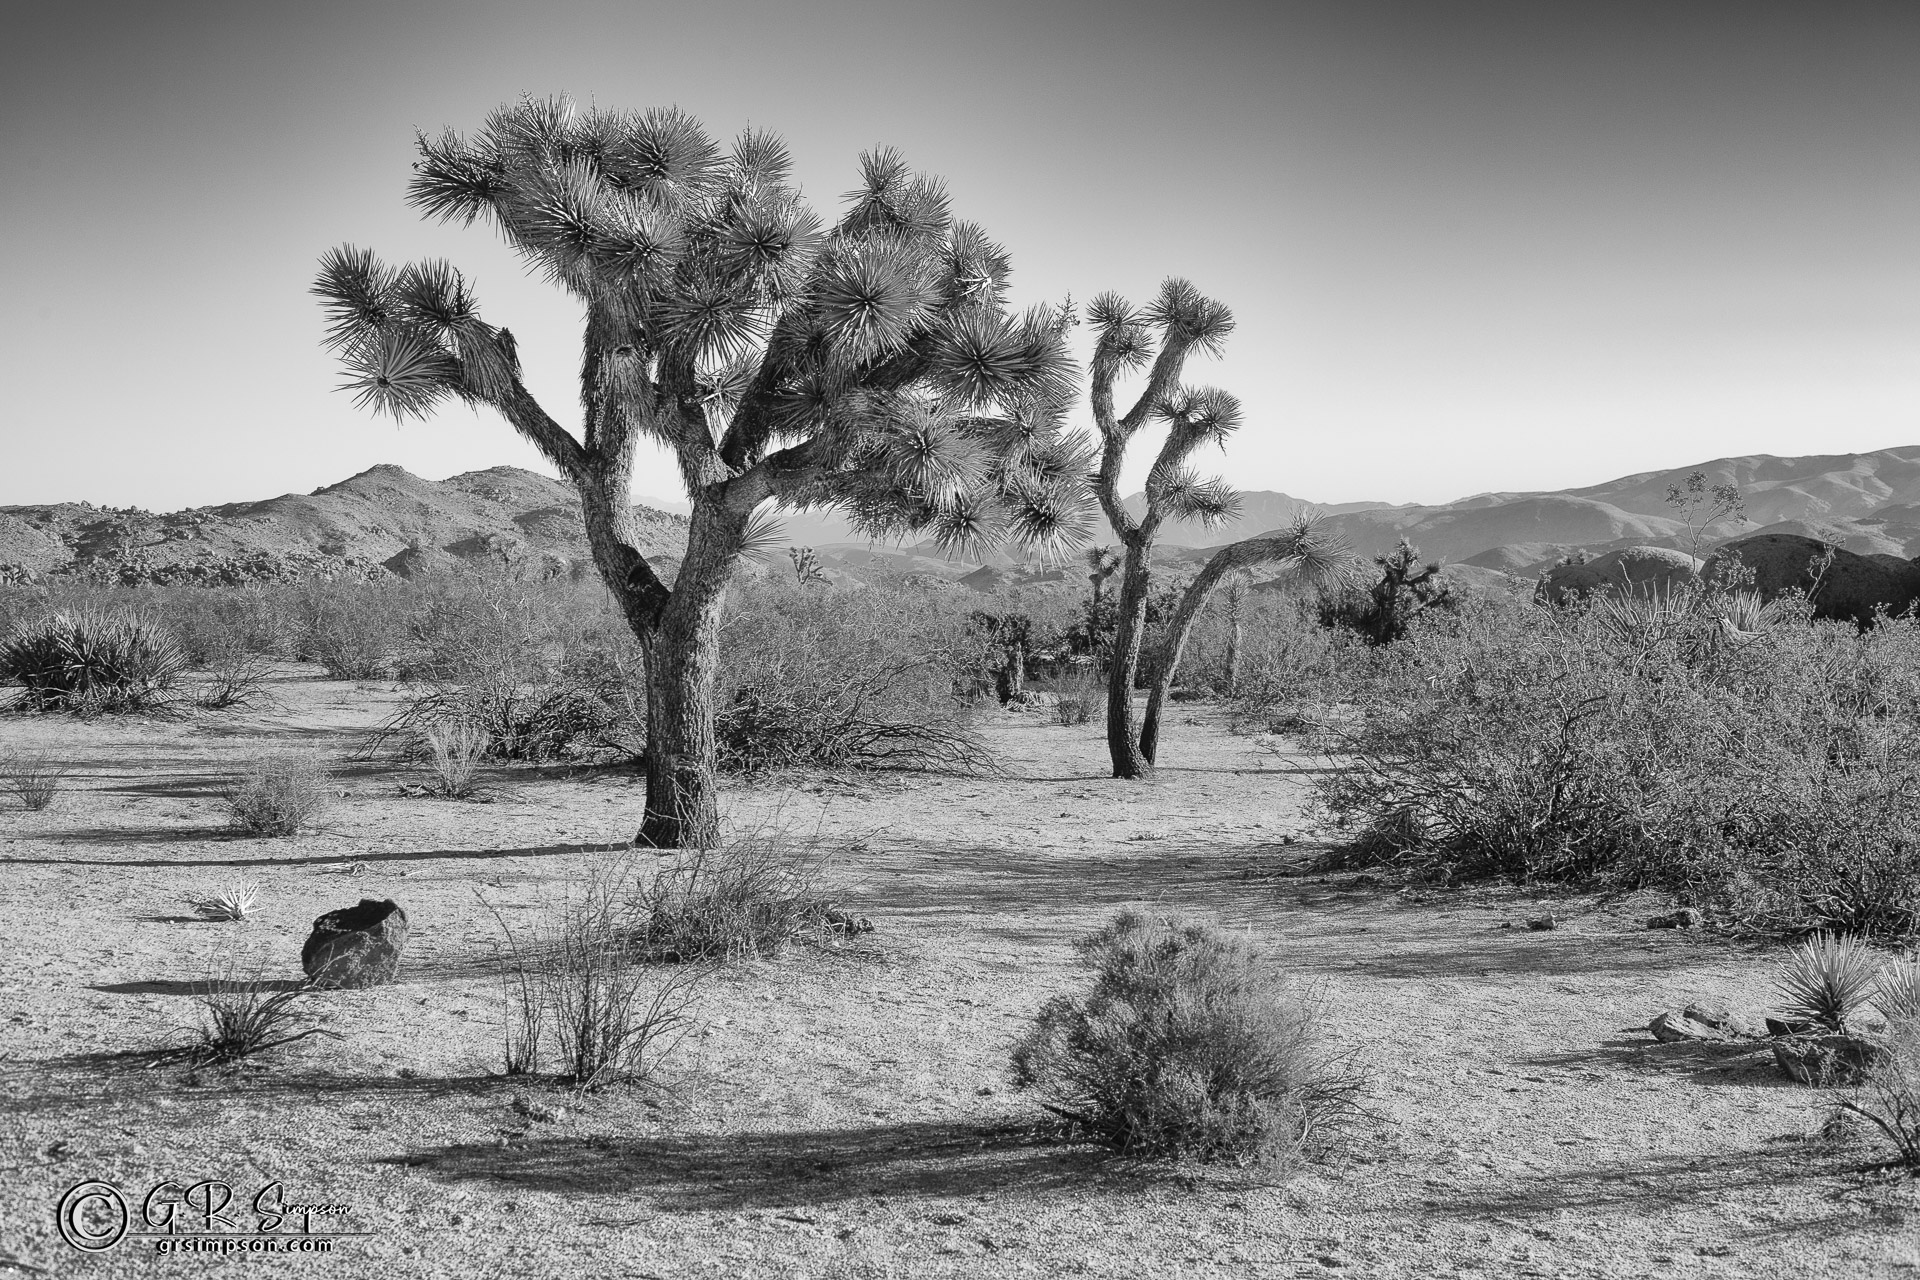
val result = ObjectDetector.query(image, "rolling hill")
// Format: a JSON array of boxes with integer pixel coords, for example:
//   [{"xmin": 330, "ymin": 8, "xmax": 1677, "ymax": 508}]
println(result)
[{"xmin": 9, "ymin": 447, "xmax": 1920, "ymax": 592}]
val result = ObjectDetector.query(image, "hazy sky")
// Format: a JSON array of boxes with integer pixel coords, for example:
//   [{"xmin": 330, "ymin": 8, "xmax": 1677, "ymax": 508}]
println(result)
[{"xmin": 4, "ymin": 0, "xmax": 1918, "ymax": 510}]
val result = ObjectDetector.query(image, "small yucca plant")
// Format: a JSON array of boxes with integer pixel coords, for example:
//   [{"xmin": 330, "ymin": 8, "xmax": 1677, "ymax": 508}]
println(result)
[
  {"xmin": 1877, "ymin": 959, "xmax": 1920, "ymax": 1025},
  {"xmin": 0, "ymin": 610, "xmax": 186, "ymax": 713},
  {"xmin": 186, "ymin": 886, "xmax": 259, "ymax": 922},
  {"xmin": 1776, "ymin": 933, "xmax": 1880, "ymax": 1032}
]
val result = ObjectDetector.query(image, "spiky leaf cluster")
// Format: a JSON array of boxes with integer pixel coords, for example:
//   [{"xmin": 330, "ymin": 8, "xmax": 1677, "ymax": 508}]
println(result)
[
  {"xmin": 315, "ymin": 96, "xmax": 1088, "ymax": 558},
  {"xmin": 1086, "ymin": 279, "xmax": 1242, "ymax": 538}
]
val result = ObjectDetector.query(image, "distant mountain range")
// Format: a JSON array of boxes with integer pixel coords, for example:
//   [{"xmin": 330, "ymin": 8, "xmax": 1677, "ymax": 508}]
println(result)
[{"xmin": 7, "ymin": 448, "xmax": 1920, "ymax": 591}]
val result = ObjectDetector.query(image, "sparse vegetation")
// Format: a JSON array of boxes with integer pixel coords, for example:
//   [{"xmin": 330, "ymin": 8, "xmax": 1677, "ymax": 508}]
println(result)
[
  {"xmin": 224, "ymin": 753, "xmax": 332, "ymax": 836},
  {"xmin": 1839, "ymin": 1021, "xmax": 1920, "ymax": 1173},
  {"xmin": 0, "ymin": 748, "xmax": 66, "ymax": 810},
  {"xmin": 188, "ymin": 961, "xmax": 328, "ymax": 1065},
  {"xmin": 420, "ymin": 720, "xmax": 486, "ymax": 798},
  {"xmin": 629, "ymin": 832, "xmax": 839, "ymax": 963},
  {"xmin": 1011, "ymin": 911, "xmax": 1365, "ymax": 1168},
  {"xmin": 489, "ymin": 858, "xmax": 704, "ymax": 1088}
]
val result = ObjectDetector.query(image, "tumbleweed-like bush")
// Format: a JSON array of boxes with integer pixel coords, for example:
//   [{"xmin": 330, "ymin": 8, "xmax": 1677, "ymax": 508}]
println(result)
[
  {"xmin": 224, "ymin": 753, "xmax": 333, "ymax": 836},
  {"xmin": 1011, "ymin": 911, "xmax": 1364, "ymax": 1168}
]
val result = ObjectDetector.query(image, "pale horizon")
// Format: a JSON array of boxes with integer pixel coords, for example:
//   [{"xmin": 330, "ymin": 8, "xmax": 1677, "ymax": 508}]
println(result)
[{"xmin": 5, "ymin": 0, "xmax": 1918, "ymax": 511}]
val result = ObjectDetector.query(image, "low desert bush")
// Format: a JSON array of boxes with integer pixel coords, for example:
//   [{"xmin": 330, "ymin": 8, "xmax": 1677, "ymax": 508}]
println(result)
[
  {"xmin": 1839, "ymin": 1021, "xmax": 1920, "ymax": 1173},
  {"xmin": 420, "ymin": 720, "xmax": 485, "ymax": 798},
  {"xmin": 1011, "ymin": 912, "xmax": 1365, "ymax": 1168},
  {"xmin": 630, "ymin": 833, "xmax": 838, "ymax": 962},
  {"xmin": 0, "ymin": 748, "xmax": 66, "ymax": 810},
  {"xmin": 188, "ymin": 961, "xmax": 327, "ymax": 1065},
  {"xmin": 1042, "ymin": 668, "xmax": 1106, "ymax": 727},
  {"xmin": 224, "ymin": 753, "xmax": 332, "ymax": 836},
  {"xmin": 0, "ymin": 609, "xmax": 186, "ymax": 712},
  {"xmin": 715, "ymin": 578, "xmax": 991, "ymax": 774},
  {"xmin": 1313, "ymin": 588, "xmax": 1920, "ymax": 938},
  {"xmin": 488, "ymin": 859, "xmax": 703, "ymax": 1088},
  {"xmin": 192, "ymin": 651, "xmax": 277, "ymax": 710},
  {"xmin": 291, "ymin": 579, "xmax": 412, "ymax": 679}
]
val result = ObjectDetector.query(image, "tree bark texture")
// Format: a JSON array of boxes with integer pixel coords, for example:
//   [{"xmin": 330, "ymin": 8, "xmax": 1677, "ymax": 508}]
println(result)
[{"xmin": 1105, "ymin": 540, "xmax": 1156, "ymax": 779}]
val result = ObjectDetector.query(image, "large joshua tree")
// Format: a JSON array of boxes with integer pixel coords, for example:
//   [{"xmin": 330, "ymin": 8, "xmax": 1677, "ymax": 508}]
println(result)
[
  {"xmin": 1087, "ymin": 283, "xmax": 1343, "ymax": 777},
  {"xmin": 314, "ymin": 97, "xmax": 1090, "ymax": 847}
]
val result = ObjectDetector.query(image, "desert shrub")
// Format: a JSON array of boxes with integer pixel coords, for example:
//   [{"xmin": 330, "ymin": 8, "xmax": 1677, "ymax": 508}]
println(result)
[
  {"xmin": 363, "ymin": 570, "xmax": 646, "ymax": 764},
  {"xmin": 152, "ymin": 586, "xmax": 297, "ymax": 664},
  {"xmin": 420, "ymin": 721, "xmax": 485, "ymax": 798},
  {"xmin": 290, "ymin": 579, "xmax": 412, "ymax": 678},
  {"xmin": 0, "ymin": 609, "xmax": 187, "ymax": 712},
  {"xmin": 1227, "ymin": 594, "xmax": 1359, "ymax": 736},
  {"xmin": 1840, "ymin": 1021, "xmax": 1920, "ymax": 1172},
  {"xmin": 1313, "ymin": 590, "xmax": 1920, "ymax": 937},
  {"xmin": 1044, "ymin": 666, "xmax": 1106, "ymax": 726},
  {"xmin": 714, "ymin": 577, "xmax": 991, "ymax": 774},
  {"xmin": 1011, "ymin": 912, "xmax": 1365, "ymax": 1168},
  {"xmin": 224, "ymin": 753, "xmax": 332, "ymax": 836},
  {"xmin": 0, "ymin": 748, "xmax": 66, "ymax": 810},
  {"xmin": 189, "ymin": 960, "xmax": 328, "ymax": 1065},
  {"xmin": 629, "ymin": 833, "xmax": 838, "ymax": 962},
  {"xmin": 192, "ymin": 651, "xmax": 277, "ymax": 710},
  {"xmin": 488, "ymin": 858, "xmax": 703, "ymax": 1088}
]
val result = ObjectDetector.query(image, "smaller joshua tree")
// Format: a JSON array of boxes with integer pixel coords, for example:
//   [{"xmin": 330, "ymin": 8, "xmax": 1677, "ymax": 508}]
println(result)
[{"xmin": 1086, "ymin": 283, "xmax": 1344, "ymax": 776}]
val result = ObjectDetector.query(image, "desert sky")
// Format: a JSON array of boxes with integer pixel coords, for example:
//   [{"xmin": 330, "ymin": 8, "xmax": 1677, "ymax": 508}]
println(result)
[{"xmin": 2, "ymin": 0, "xmax": 1918, "ymax": 510}]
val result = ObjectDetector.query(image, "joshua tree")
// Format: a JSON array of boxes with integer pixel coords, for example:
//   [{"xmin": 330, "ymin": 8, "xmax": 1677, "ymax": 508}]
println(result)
[
  {"xmin": 315, "ymin": 97, "xmax": 1089, "ymax": 846},
  {"xmin": 1137, "ymin": 515, "xmax": 1346, "ymax": 763},
  {"xmin": 1086, "ymin": 281, "xmax": 1243, "ymax": 777}
]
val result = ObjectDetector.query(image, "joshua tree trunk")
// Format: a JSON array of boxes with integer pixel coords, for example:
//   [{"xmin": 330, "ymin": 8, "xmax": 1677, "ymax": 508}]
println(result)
[
  {"xmin": 1140, "ymin": 527, "xmax": 1344, "ymax": 765},
  {"xmin": 1105, "ymin": 542, "xmax": 1156, "ymax": 778},
  {"xmin": 1224, "ymin": 577, "xmax": 1246, "ymax": 696}
]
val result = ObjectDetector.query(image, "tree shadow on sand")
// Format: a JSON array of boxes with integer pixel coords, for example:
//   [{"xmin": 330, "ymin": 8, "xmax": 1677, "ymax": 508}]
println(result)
[
  {"xmin": 380, "ymin": 1118, "xmax": 1114, "ymax": 1212},
  {"xmin": 1428, "ymin": 1141, "xmax": 1892, "ymax": 1250}
]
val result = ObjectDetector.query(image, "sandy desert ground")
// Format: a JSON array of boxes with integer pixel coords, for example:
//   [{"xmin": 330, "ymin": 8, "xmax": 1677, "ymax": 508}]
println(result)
[{"xmin": 0, "ymin": 670, "xmax": 1915, "ymax": 1278}]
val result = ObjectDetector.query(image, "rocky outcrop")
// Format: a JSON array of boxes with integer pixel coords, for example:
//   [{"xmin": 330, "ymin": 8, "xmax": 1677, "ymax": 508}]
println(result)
[
  {"xmin": 1541, "ymin": 546, "xmax": 1703, "ymax": 603},
  {"xmin": 1705, "ymin": 533, "xmax": 1920, "ymax": 625}
]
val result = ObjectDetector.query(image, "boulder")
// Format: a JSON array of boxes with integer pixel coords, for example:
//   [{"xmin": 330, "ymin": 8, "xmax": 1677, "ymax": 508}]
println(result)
[
  {"xmin": 302, "ymin": 898, "xmax": 408, "ymax": 989},
  {"xmin": 1650, "ymin": 1010, "xmax": 1732, "ymax": 1043},
  {"xmin": 1541, "ymin": 546, "xmax": 1703, "ymax": 604},
  {"xmin": 1705, "ymin": 533, "xmax": 1920, "ymax": 626},
  {"xmin": 1681, "ymin": 1003, "xmax": 1766, "ymax": 1039},
  {"xmin": 1772, "ymin": 1033, "xmax": 1885, "ymax": 1086}
]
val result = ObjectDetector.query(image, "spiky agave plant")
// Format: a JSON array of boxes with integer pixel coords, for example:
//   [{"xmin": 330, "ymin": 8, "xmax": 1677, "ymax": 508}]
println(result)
[
  {"xmin": 1776, "ymin": 933, "xmax": 1880, "ymax": 1032},
  {"xmin": 186, "ymin": 886, "xmax": 259, "ymax": 922},
  {"xmin": 0, "ymin": 610, "xmax": 186, "ymax": 712},
  {"xmin": 315, "ymin": 96, "xmax": 1092, "ymax": 848}
]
